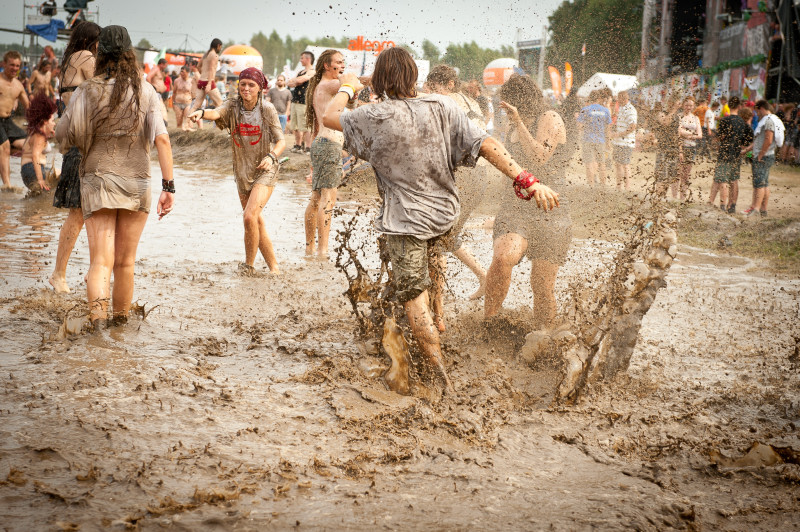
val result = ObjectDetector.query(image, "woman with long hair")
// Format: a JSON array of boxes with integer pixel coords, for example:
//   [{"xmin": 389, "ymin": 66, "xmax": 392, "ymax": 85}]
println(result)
[
  {"xmin": 20, "ymin": 94, "xmax": 57, "ymax": 192},
  {"xmin": 49, "ymin": 20, "xmax": 100, "ymax": 293},
  {"xmin": 484, "ymin": 74, "xmax": 572, "ymax": 330},
  {"xmin": 425, "ymin": 64, "xmax": 490, "ymax": 327},
  {"xmin": 55, "ymin": 25, "xmax": 175, "ymax": 326},
  {"xmin": 188, "ymin": 67, "xmax": 285, "ymax": 274}
]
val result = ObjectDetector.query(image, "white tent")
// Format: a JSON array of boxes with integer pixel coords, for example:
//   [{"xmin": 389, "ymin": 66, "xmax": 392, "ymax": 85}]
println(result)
[{"xmin": 577, "ymin": 73, "xmax": 638, "ymax": 98}]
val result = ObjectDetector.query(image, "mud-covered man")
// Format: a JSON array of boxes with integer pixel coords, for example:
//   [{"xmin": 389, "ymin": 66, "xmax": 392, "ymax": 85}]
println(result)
[
  {"xmin": 322, "ymin": 47, "xmax": 560, "ymax": 391},
  {"xmin": 0, "ymin": 51, "xmax": 30, "ymax": 188}
]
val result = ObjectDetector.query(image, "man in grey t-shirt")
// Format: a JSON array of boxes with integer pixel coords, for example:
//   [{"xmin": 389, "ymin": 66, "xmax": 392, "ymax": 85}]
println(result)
[
  {"xmin": 742, "ymin": 99, "xmax": 778, "ymax": 216},
  {"xmin": 323, "ymin": 47, "xmax": 560, "ymax": 391},
  {"xmin": 266, "ymin": 75, "xmax": 292, "ymax": 131}
]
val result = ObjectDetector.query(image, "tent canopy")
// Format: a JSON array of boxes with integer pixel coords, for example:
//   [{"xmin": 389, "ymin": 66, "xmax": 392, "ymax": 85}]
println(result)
[{"xmin": 577, "ymin": 73, "xmax": 638, "ymax": 98}]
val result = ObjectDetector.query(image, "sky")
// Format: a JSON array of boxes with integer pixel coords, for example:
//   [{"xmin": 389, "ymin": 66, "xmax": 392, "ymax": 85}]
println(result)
[{"xmin": 2, "ymin": 0, "xmax": 563, "ymax": 54}]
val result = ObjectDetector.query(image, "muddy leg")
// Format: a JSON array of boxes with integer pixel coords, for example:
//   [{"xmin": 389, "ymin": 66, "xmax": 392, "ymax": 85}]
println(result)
[
  {"xmin": 240, "ymin": 184, "xmax": 277, "ymax": 269},
  {"xmin": 530, "ymin": 259, "xmax": 559, "ymax": 330},
  {"xmin": 453, "ymin": 244, "xmax": 487, "ymax": 300},
  {"xmin": 84, "ymin": 209, "xmax": 118, "ymax": 322},
  {"xmin": 484, "ymin": 233, "xmax": 527, "ymax": 319},
  {"xmin": 316, "ymin": 187, "xmax": 337, "ymax": 257},
  {"xmin": 304, "ymin": 190, "xmax": 321, "ymax": 255},
  {"xmin": 50, "ymin": 208, "xmax": 84, "ymax": 293},
  {"xmin": 404, "ymin": 291, "xmax": 452, "ymax": 391},
  {"xmin": 428, "ymin": 250, "xmax": 447, "ymax": 332},
  {"xmin": 0, "ymin": 140, "xmax": 10, "ymax": 187},
  {"xmin": 111, "ymin": 210, "xmax": 148, "ymax": 318}
]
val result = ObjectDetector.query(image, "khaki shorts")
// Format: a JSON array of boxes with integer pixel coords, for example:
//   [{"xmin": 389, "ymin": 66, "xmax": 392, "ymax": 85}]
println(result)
[
  {"xmin": 311, "ymin": 137, "xmax": 342, "ymax": 191},
  {"xmin": 237, "ymin": 165, "xmax": 279, "ymax": 196},
  {"xmin": 385, "ymin": 230, "xmax": 452, "ymax": 304},
  {"xmin": 290, "ymin": 102, "xmax": 308, "ymax": 132}
]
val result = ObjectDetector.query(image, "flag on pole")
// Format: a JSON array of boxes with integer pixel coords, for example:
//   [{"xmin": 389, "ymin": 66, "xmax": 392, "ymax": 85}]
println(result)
[
  {"xmin": 154, "ymin": 47, "xmax": 167, "ymax": 64},
  {"xmin": 581, "ymin": 43, "xmax": 586, "ymax": 56},
  {"xmin": 548, "ymin": 66, "xmax": 562, "ymax": 99},
  {"xmin": 564, "ymin": 62, "xmax": 573, "ymax": 95}
]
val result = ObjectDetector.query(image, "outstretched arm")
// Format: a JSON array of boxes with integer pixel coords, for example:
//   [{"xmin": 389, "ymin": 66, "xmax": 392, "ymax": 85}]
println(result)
[{"xmin": 479, "ymin": 136, "xmax": 559, "ymax": 211}]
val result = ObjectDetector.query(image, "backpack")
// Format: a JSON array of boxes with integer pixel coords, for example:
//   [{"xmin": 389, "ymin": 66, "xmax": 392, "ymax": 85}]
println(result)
[{"xmin": 767, "ymin": 114, "xmax": 785, "ymax": 147}]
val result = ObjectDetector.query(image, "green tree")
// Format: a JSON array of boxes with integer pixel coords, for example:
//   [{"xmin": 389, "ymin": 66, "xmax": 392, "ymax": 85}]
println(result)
[
  {"xmin": 136, "ymin": 38, "xmax": 153, "ymax": 50},
  {"xmin": 421, "ymin": 39, "xmax": 440, "ymax": 63},
  {"xmin": 442, "ymin": 41, "xmax": 512, "ymax": 82},
  {"xmin": 547, "ymin": 0, "xmax": 642, "ymax": 85}
]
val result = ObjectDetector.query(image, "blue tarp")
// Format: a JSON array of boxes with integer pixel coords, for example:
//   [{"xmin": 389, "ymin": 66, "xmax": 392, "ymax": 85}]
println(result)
[{"xmin": 25, "ymin": 19, "xmax": 66, "ymax": 43}]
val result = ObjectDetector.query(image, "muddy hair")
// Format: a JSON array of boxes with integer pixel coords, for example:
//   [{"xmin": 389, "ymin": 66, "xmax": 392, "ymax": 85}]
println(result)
[
  {"xmin": 499, "ymin": 74, "xmax": 545, "ymax": 123},
  {"xmin": 426, "ymin": 64, "xmax": 460, "ymax": 93},
  {"xmin": 93, "ymin": 48, "xmax": 142, "ymax": 135},
  {"xmin": 372, "ymin": 47, "xmax": 418, "ymax": 100},
  {"xmin": 26, "ymin": 94, "xmax": 57, "ymax": 136},
  {"xmin": 61, "ymin": 21, "xmax": 100, "ymax": 76},
  {"xmin": 305, "ymin": 49, "xmax": 341, "ymax": 131}
]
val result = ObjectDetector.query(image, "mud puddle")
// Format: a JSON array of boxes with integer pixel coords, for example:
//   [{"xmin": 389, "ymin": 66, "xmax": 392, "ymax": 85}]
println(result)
[{"xmin": 1, "ymin": 153, "xmax": 798, "ymax": 529}]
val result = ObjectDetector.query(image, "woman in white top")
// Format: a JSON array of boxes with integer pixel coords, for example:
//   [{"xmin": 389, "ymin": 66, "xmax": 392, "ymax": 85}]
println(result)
[{"xmin": 676, "ymin": 96, "xmax": 702, "ymax": 201}]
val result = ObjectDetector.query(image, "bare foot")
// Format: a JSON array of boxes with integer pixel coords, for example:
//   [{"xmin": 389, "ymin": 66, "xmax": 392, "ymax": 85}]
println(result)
[
  {"xmin": 305, "ymin": 245, "xmax": 315, "ymax": 257},
  {"xmin": 317, "ymin": 248, "xmax": 329, "ymax": 260},
  {"xmin": 269, "ymin": 267, "xmax": 282, "ymax": 275},
  {"xmin": 49, "ymin": 274, "xmax": 71, "ymax": 293},
  {"xmin": 436, "ymin": 316, "xmax": 446, "ymax": 333}
]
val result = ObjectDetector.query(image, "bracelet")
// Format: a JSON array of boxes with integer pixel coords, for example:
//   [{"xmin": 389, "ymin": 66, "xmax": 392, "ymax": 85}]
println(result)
[
  {"xmin": 267, "ymin": 152, "xmax": 278, "ymax": 164},
  {"xmin": 513, "ymin": 170, "xmax": 539, "ymax": 201},
  {"xmin": 162, "ymin": 179, "xmax": 175, "ymax": 193},
  {"xmin": 338, "ymin": 86, "xmax": 355, "ymax": 99},
  {"xmin": 200, "ymin": 109, "xmax": 205, "ymax": 119}
]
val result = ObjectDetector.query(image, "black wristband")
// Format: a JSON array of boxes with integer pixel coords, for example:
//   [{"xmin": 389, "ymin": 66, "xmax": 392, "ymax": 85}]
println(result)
[
  {"xmin": 162, "ymin": 179, "xmax": 175, "ymax": 193},
  {"xmin": 267, "ymin": 152, "xmax": 278, "ymax": 164}
]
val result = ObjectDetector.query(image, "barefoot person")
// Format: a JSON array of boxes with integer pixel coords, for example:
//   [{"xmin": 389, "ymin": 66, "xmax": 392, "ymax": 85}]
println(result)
[
  {"xmin": 323, "ymin": 47, "xmax": 559, "ymax": 390},
  {"xmin": 55, "ymin": 25, "xmax": 175, "ymax": 326},
  {"xmin": 188, "ymin": 39, "xmax": 224, "ymax": 115},
  {"xmin": 676, "ymin": 96, "xmax": 702, "ymax": 201},
  {"xmin": 189, "ymin": 67, "xmax": 285, "ymax": 274},
  {"xmin": 304, "ymin": 49, "xmax": 345, "ymax": 258},
  {"xmin": 426, "ymin": 64, "xmax": 491, "ymax": 328},
  {"xmin": 0, "ymin": 51, "xmax": 30, "ymax": 188},
  {"xmin": 20, "ymin": 94, "xmax": 56, "ymax": 193},
  {"xmin": 50, "ymin": 20, "xmax": 100, "ymax": 293},
  {"xmin": 484, "ymin": 74, "xmax": 572, "ymax": 330},
  {"xmin": 172, "ymin": 66, "xmax": 193, "ymax": 129}
]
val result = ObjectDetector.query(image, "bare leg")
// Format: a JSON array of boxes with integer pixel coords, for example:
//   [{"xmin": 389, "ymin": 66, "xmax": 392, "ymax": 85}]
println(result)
[
  {"xmin": 597, "ymin": 154, "xmax": 607, "ymax": 185},
  {"xmin": 304, "ymin": 190, "xmax": 321, "ymax": 255},
  {"xmin": 0, "ymin": 140, "xmax": 10, "ymax": 187},
  {"xmin": 174, "ymin": 105, "xmax": 185, "ymax": 129},
  {"xmin": 84, "ymin": 209, "xmax": 118, "ymax": 322},
  {"xmin": 453, "ymin": 244, "xmax": 487, "ymax": 300},
  {"xmin": 729, "ymin": 180, "xmax": 739, "ymax": 208},
  {"xmin": 615, "ymin": 163, "xmax": 623, "ymax": 189},
  {"xmin": 316, "ymin": 187, "xmax": 337, "ymax": 257},
  {"xmin": 622, "ymin": 164, "xmax": 631, "ymax": 190},
  {"xmin": 530, "ymin": 259, "xmax": 560, "ymax": 329},
  {"xmin": 719, "ymin": 183, "xmax": 729, "ymax": 209},
  {"xmin": 294, "ymin": 129, "xmax": 302, "ymax": 148},
  {"xmin": 586, "ymin": 161, "xmax": 597, "ymax": 186},
  {"xmin": 428, "ymin": 250, "xmax": 447, "ymax": 332},
  {"xmin": 708, "ymin": 181, "xmax": 721, "ymax": 205},
  {"xmin": 111, "ymin": 210, "xmax": 149, "ymax": 318},
  {"xmin": 484, "ymin": 233, "xmax": 527, "ymax": 318},
  {"xmin": 50, "ymin": 208, "xmax": 84, "ymax": 293},
  {"xmin": 239, "ymin": 184, "xmax": 279, "ymax": 271},
  {"xmin": 303, "ymin": 131, "xmax": 312, "ymax": 150},
  {"xmin": 403, "ymin": 290, "xmax": 452, "ymax": 391},
  {"xmin": 679, "ymin": 164, "xmax": 693, "ymax": 201}
]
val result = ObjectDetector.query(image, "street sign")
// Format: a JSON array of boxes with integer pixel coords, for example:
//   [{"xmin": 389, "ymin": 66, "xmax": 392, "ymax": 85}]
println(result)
[{"xmin": 517, "ymin": 39, "xmax": 541, "ymax": 49}]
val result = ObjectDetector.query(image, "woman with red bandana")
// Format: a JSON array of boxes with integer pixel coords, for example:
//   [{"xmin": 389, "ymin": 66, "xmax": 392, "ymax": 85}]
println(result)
[{"xmin": 189, "ymin": 67, "xmax": 286, "ymax": 274}]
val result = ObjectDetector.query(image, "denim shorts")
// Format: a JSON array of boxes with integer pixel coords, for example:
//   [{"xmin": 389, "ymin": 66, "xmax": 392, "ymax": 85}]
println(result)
[
  {"xmin": 752, "ymin": 155, "xmax": 774, "ymax": 189},
  {"xmin": 21, "ymin": 162, "xmax": 50, "ymax": 191}
]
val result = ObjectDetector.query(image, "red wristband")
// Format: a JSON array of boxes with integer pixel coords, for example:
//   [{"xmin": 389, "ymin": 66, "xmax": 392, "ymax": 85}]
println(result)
[{"xmin": 513, "ymin": 170, "xmax": 539, "ymax": 201}]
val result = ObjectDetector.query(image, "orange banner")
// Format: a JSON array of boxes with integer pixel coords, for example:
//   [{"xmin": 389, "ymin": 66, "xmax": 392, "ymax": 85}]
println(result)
[
  {"xmin": 564, "ymin": 62, "xmax": 573, "ymax": 95},
  {"xmin": 548, "ymin": 66, "xmax": 562, "ymax": 99}
]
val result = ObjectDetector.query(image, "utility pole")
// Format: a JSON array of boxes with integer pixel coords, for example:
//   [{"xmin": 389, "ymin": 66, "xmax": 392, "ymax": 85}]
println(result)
[{"xmin": 537, "ymin": 25, "xmax": 547, "ymax": 88}]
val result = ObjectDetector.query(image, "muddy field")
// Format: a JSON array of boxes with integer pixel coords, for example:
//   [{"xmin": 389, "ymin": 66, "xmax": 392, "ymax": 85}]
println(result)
[{"xmin": 1, "ymin": 131, "xmax": 799, "ymax": 530}]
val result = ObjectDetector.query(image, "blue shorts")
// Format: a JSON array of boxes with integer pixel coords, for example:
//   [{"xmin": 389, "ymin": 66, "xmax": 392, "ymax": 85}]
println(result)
[{"xmin": 752, "ymin": 155, "xmax": 774, "ymax": 189}]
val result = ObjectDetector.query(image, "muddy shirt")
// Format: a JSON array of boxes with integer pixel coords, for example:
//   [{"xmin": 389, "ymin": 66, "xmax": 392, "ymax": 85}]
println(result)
[
  {"xmin": 267, "ymin": 87, "xmax": 292, "ymax": 114},
  {"xmin": 340, "ymin": 94, "xmax": 488, "ymax": 241},
  {"xmin": 56, "ymin": 78, "xmax": 167, "ymax": 181},
  {"xmin": 215, "ymin": 98, "xmax": 284, "ymax": 187}
]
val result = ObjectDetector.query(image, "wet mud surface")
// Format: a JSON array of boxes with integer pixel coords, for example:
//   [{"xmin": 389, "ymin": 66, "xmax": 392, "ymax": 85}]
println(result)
[{"xmin": 1, "ymin": 137, "xmax": 799, "ymax": 530}]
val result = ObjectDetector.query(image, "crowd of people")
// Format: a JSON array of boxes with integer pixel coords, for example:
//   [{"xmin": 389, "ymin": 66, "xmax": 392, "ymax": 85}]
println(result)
[{"xmin": 0, "ymin": 21, "xmax": 796, "ymax": 390}]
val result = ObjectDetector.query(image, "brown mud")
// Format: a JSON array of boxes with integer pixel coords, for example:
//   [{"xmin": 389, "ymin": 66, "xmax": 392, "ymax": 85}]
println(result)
[{"xmin": 0, "ymin": 133, "xmax": 798, "ymax": 530}]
